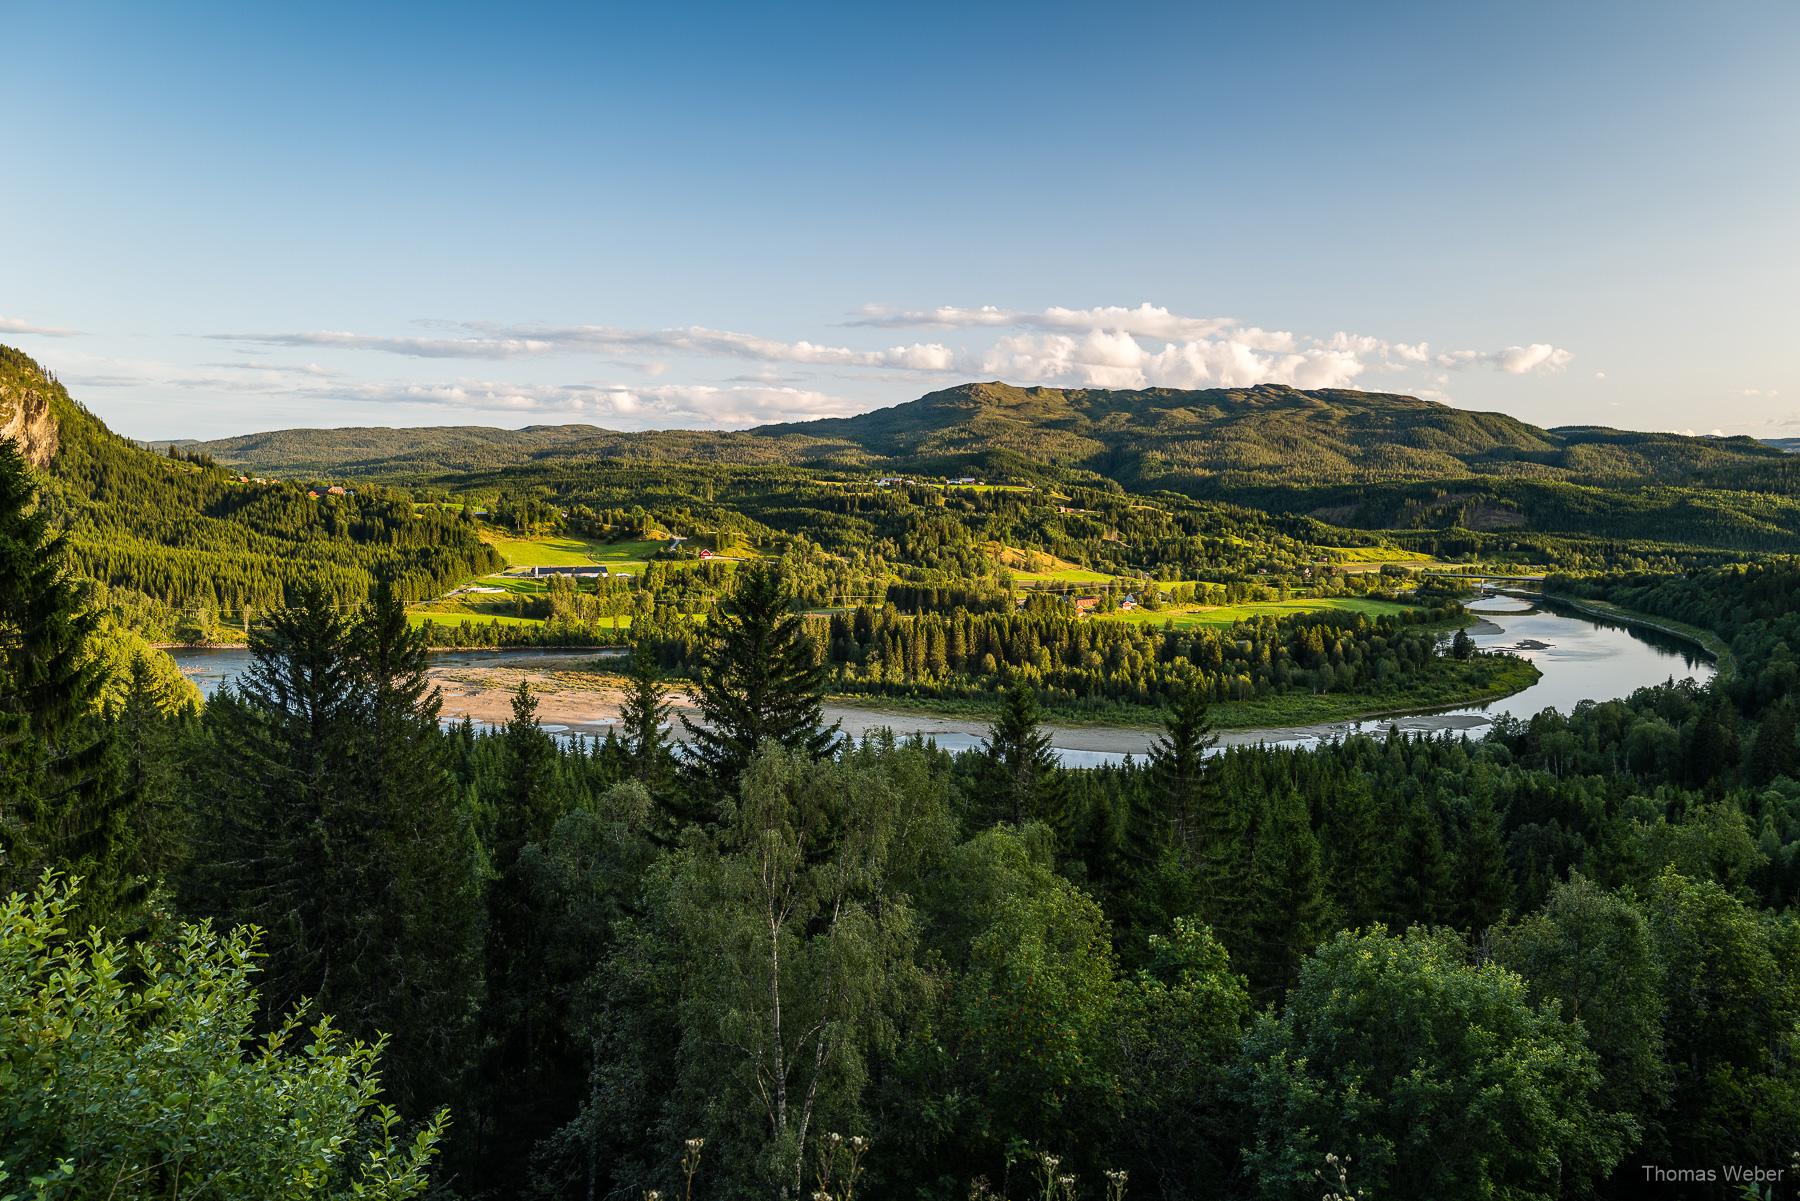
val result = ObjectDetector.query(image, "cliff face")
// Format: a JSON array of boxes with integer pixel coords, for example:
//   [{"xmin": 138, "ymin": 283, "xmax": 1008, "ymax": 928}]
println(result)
[{"xmin": 0, "ymin": 372, "xmax": 60, "ymax": 466}]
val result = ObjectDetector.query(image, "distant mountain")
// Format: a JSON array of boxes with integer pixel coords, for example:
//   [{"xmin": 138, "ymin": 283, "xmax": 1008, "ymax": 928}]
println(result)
[
  {"xmin": 1762, "ymin": 437, "xmax": 1800, "ymax": 454},
  {"xmin": 177, "ymin": 380, "xmax": 1790, "ymax": 494}
]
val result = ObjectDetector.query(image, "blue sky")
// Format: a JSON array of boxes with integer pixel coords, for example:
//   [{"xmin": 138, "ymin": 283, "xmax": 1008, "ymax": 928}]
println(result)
[{"xmin": 3, "ymin": 1, "xmax": 1797, "ymax": 439}]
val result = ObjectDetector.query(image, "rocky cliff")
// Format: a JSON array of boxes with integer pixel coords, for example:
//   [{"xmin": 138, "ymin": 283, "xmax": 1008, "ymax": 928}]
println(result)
[{"xmin": 0, "ymin": 363, "xmax": 59, "ymax": 466}]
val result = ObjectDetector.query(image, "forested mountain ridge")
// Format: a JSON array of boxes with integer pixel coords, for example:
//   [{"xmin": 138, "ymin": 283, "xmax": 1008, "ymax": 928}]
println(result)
[
  {"xmin": 0, "ymin": 346, "xmax": 500, "ymax": 629},
  {"xmin": 176, "ymin": 379, "xmax": 1790, "ymax": 492}
]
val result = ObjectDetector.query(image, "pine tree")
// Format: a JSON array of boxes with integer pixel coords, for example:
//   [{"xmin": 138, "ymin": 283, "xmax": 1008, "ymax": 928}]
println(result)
[
  {"xmin": 683, "ymin": 562, "xmax": 839, "ymax": 797},
  {"xmin": 975, "ymin": 681, "xmax": 1066, "ymax": 829},
  {"xmin": 1244, "ymin": 789, "xmax": 1328, "ymax": 1000},
  {"xmin": 0, "ymin": 437, "xmax": 123, "ymax": 918},
  {"xmin": 495, "ymin": 680, "xmax": 560, "ymax": 858}
]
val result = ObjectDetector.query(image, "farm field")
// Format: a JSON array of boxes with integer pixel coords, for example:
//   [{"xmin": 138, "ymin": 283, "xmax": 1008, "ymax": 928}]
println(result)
[
  {"xmin": 479, "ymin": 530, "xmax": 662, "ymax": 569},
  {"xmin": 1094, "ymin": 595, "xmax": 1422, "ymax": 629},
  {"xmin": 1011, "ymin": 567, "xmax": 1117, "ymax": 585}
]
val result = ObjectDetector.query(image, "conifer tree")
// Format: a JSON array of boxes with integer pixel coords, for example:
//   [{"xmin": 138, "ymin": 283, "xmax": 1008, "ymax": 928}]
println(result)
[
  {"xmin": 1245, "ymin": 789, "xmax": 1328, "ymax": 999},
  {"xmin": 0, "ymin": 436, "xmax": 125, "ymax": 919},
  {"xmin": 1147, "ymin": 684, "xmax": 1217, "ymax": 858},
  {"xmin": 110, "ymin": 653, "xmax": 190, "ymax": 888},
  {"xmin": 188, "ymin": 578, "xmax": 361, "ymax": 1019},
  {"xmin": 1321, "ymin": 772, "xmax": 1389, "ymax": 930},
  {"xmin": 619, "ymin": 639, "xmax": 675, "ymax": 797},
  {"xmin": 976, "ymin": 680, "xmax": 1066, "ymax": 828},
  {"xmin": 1384, "ymin": 794, "xmax": 1454, "ymax": 926},
  {"xmin": 190, "ymin": 579, "xmax": 480, "ymax": 1110},
  {"xmin": 684, "ymin": 562, "xmax": 838, "ymax": 797},
  {"xmin": 1453, "ymin": 791, "xmax": 1512, "ymax": 933},
  {"xmin": 476, "ymin": 680, "xmax": 568, "ymax": 1173},
  {"xmin": 346, "ymin": 578, "xmax": 483, "ymax": 1111}
]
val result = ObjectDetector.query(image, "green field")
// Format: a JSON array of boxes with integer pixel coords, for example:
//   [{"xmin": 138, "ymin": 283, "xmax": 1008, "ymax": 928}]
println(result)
[
  {"xmin": 1322, "ymin": 546, "xmax": 1436, "ymax": 563},
  {"xmin": 480, "ymin": 530, "xmax": 634, "ymax": 568},
  {"xmin": 1012, "ymin": 568, "xmax": 1117, "ymax": 585},
  {"xmin": 1096, "ymin": 595, "xmax": 1419, "ymax": 629},
  {"xmin": 407, "ymin": 611, "xmax": 547, "ymax": 629}
]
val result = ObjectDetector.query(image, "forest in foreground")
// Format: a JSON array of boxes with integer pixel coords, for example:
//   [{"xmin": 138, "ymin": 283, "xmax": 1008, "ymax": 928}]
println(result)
[{"xmin": 5, "ymin": 422, "xmax": 1800, "ymax": 1200}]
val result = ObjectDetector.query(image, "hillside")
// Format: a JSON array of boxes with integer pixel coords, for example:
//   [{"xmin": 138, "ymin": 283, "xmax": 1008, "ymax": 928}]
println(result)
[
  {"xmin": 0, "ymin": 346, "xmax": 500, "ymax": 633},
  {"xmin": 179, "ymin": 380, "xmax": 1788, "ymax": 491}
]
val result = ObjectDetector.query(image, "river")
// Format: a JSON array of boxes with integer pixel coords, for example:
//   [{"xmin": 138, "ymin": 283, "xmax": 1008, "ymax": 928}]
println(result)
[{"xmin": 167, "ymin": 593, "xmax": 1714, "ymax": 767}]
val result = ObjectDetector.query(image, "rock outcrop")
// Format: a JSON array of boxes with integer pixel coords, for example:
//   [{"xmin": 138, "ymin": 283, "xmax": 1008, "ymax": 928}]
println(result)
[{"xmin": 0, "ymin": 375, "xmax": 59, "ymax": 466}]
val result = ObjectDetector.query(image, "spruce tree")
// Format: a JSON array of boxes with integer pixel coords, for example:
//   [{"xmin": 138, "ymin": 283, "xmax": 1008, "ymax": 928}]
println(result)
[
  {"xmin": 1384, "ymin": 794, "xmax": 1454, "ymax": 926},
  {"xmin": 1321, "ymin": 773, "xmax": 1389, "ymax": 930},
  {"xmin": 619, "ymin": 639, "xmax": 675, "ymax": 797},
  {"xmin": 1453, "ymin": 791, "xmax": 1512, "ymax": 933},
  {"xmin": 346, "ymin": 578, "xmax": 483, "ymax": 1111},
  {"xmin": 190, "ymin": 578, "xmax": 481, "ymax": 1111},
  {"xmin": 1147, "ymin": 684, "xmax": 1217, "ymax": 858},
  {"xmin": 476, "ymin": 679, "xmax": 568, "ymax": 1181},
  {"xmin": 0, "ymin": 438, "xmax": 145, "ymax": 926},
  {"xmin": 683, "ymin": 562, "xmax": 838, "ymax": 797},
  {"xmin": 1245, "ymin": 789, "xmax": 1329, "ymax": 1000},
  {"xmin": 188, "ymin": 578, "xmax": 361, "ymax": 1020},
  {"xmin": 110, "ymin": 653, "xmax": 190, "ymax": 889},
  {"xmin": 976, "ymin": 681, "xmax": 1066, "ymax": 829}
]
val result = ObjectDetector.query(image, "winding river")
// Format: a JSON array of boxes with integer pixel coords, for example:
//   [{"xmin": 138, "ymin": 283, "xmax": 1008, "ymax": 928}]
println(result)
[{"xmin": 168, "ymin": 593, "xmax": 1714, "ymax": 767}]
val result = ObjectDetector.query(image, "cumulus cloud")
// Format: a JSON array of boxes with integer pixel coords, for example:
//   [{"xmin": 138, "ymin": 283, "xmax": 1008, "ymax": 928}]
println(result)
[
  {"xmin": 0, "ymin": 316, "xmax": 81, "ymax": 337},
  {"xmin": 977, "ymin": 330, "xmax": 1371, "ymax": 391}
]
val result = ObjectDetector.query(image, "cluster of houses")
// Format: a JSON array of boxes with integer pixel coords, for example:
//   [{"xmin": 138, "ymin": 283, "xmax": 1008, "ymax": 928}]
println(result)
[
  {"xmin": 518, "ymin": 564, "xmax": 633, "ymax": 579},
  {"xmin": 1064, "ymin": 593, "xmax": 1140, "ymax": 615},
  {"xmin": 873, "ymin": 475, "xmax": 990, "ymax": 488},
  {"xmin": 305, "ymin": 485, "xmax": 355, "ymax": 499}
]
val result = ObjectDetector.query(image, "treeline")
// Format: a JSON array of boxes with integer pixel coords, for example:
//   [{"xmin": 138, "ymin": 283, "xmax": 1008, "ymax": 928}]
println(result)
[{"xmin": 820, "ymin": 603, "xmax": 1469, "ymax": 709}]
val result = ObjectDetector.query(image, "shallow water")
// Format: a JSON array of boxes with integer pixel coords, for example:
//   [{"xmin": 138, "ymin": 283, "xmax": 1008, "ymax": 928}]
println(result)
[{"xmin": 168, "ymin": 593, "xmax": 1714, "ymax": 767}]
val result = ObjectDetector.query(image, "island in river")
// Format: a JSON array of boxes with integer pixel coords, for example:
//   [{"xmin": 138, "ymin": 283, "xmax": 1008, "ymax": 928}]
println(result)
[{"xmin": 171, "ymin": 593, "xmax": 1713, "ymax": 767}]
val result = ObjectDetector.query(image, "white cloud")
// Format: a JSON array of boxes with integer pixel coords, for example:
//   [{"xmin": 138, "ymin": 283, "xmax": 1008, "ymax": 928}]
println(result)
[
  {"xmin": 211, "ymin": 322, "xmax": 960, "ymax": 372},
  {"xmin": 0, "ymin": 316, "xmax": 81, "ymax": 337},
  {"xmin": 56, "ymin": 349, "xmax": 862, "ymax": 429},
  {"xmin": 1436, "ymin": 343, "xmax": 1574, "ymax": 374},
  {"xmin": 977, "ymin": 329, "xmax": 1369, "ymax": 391},
  {"xmin": 853, "ymin": 302, "xmax": 1240, "ymax": 343}
]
